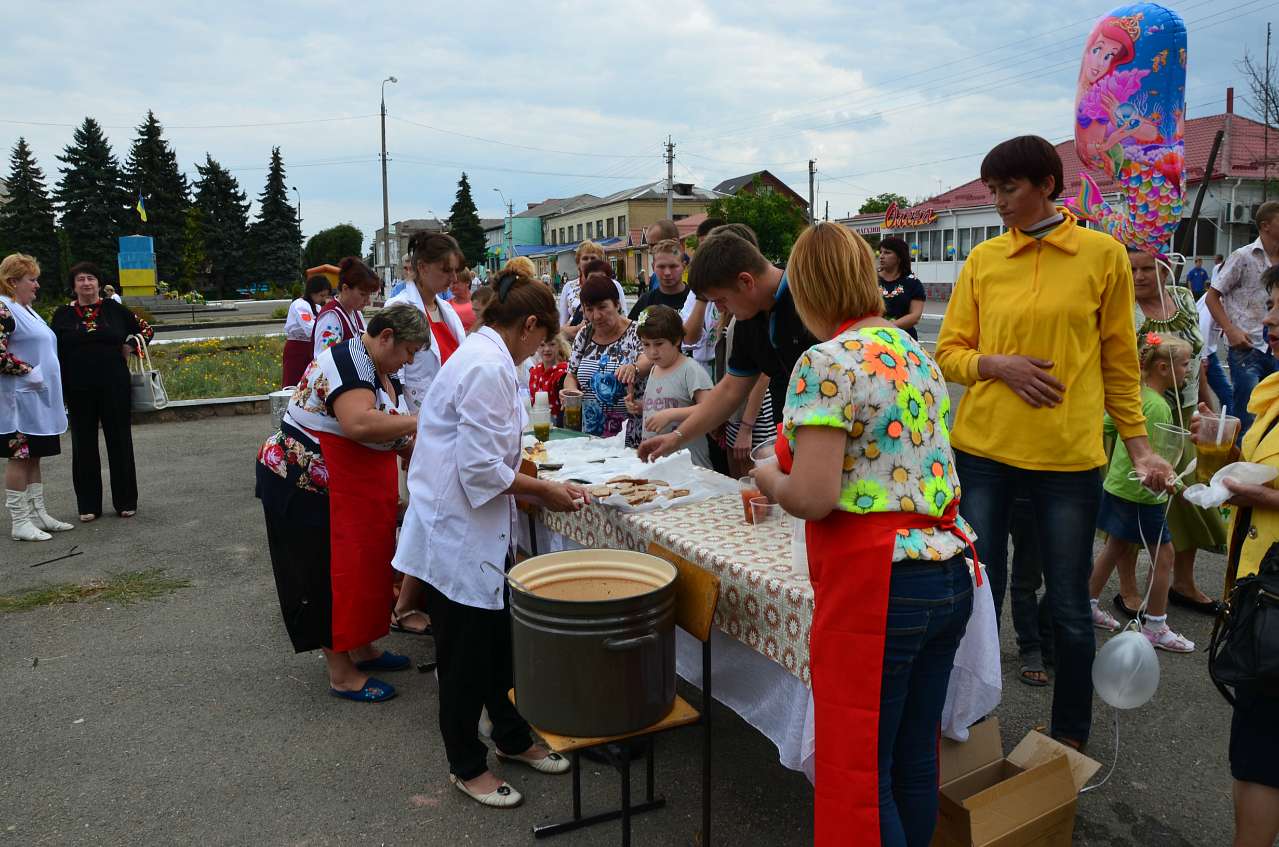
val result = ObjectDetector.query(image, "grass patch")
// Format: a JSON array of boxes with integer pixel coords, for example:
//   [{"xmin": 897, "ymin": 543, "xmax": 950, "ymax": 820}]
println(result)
[
  {"xmin": 150, "ymin": 335, "xmax": 285, "ymax": 400},
  {"xmin": 0, "ymin": 568, "xmax": 191, "ymax": 613}
]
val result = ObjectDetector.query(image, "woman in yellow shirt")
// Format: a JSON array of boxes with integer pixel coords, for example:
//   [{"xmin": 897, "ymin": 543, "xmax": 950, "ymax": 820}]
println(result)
[
  {"xmin": 935, "ymin": 135, "xmax": 1174, "ymax": 750},
  {"xmin": 1205, "ymin": 265, "xmax": 1279, "ymax": 847}
]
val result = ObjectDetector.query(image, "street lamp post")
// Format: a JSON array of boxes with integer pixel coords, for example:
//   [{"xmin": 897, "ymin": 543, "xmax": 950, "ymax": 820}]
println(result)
[
  {"xmin": 493, "ymin": 188, "xmax": 513, "ymax": 271},
  {"xmin": 380, "ymin": 75, "xmax": 397, "ymax": 294},
  {"xmin": 291, "ymin": 185, "xmax": 302, "ymax": 235}
]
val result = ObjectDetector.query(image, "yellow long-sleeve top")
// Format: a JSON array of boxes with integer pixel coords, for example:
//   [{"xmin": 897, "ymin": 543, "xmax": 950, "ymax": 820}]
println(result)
[{"xmin": 935, "ymin": 209, "xmax": 1146, "ymax": 472}]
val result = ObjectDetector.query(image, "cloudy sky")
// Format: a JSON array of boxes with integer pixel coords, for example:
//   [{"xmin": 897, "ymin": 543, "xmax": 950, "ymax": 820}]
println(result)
[{"xmin": 0, "ymin": 0, "xmax": 1269, "ymax": 244}]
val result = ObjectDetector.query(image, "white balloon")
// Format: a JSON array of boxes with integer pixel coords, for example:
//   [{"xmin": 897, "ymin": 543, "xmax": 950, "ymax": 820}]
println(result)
[{"xmin": 1092, "ymin": 630, "xmax": 1160, "ymax": 709}]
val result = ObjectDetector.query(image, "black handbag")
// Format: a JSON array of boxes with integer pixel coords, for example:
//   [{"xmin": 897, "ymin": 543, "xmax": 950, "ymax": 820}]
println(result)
[{"xmin": 1209, "ymin": 540, "xmax": 1279, "ymax": 706}]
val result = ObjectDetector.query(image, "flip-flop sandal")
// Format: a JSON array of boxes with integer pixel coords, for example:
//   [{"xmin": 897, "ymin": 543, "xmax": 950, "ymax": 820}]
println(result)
[
  {"xmin": 329, "ymin": 678, "xmax": 397, "ymax": 702},
  {"xmin": 390, "ymin": 609, "xmax": 432, "ymax": 636},
  {"xmin": 1018, "ymin": 663, "xmax": 1050, "ymax": 687},
  {"xmin": 355, "ymin": 650, "xmax": 411, "ymax": 672}
]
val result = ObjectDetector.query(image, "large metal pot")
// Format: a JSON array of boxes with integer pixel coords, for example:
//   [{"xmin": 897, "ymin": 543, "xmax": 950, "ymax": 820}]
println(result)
[{"xmin": 509, "ymin": 549, "xmax": 677, "ymax": 737}]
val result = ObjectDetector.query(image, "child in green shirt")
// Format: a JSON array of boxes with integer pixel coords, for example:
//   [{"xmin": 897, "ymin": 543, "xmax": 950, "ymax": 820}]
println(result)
[{"xmin": 1088, "ymin": 333, "xmax": 1196, "ymax": 652}]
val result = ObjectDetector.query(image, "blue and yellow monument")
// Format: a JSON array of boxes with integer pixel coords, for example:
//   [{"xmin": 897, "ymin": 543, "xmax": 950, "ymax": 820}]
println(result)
[{"xmin": 117, "ymin": 235, "xmax": 157, "ymax": 298}]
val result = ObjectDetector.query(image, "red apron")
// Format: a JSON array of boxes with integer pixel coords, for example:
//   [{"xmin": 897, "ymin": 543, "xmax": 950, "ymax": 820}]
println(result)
[
  {"xmin": 317, "ymin": 431, "xmax": 398, "ymax": 652},
  {"xmin": 776, "ymin": 424, "xmax": 979, "ymax": 845},
  {"xmin": 281, "ymin": 339, "xmax": 312, "ymax": 387}
]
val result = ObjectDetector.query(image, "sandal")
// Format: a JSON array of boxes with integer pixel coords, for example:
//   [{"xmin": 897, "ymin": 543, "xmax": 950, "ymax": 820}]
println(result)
[
  {"xmin": 1019, "ymin": 666, "xmax": 1050, "ymax": 687},
  {"xmin": 1143, "ymin": 624, "xmax": 1195, "ymax": 653},
  {"xmin": 390, "ymin": 608, "xmax": 432, "ymax": 636},
  {"xmin": 1091, "ymin": 604, "xmax": 1121, "ymax": 632}
]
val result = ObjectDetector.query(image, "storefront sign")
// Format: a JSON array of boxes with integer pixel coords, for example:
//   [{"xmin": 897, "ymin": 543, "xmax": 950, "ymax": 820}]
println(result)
[{"xmin": 883, "ymin": 202, "xmax": 938, "ymax": 229}]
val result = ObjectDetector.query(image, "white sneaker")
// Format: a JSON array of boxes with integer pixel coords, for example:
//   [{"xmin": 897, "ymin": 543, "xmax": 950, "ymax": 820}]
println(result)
[
  {"xmin": 7, "ymin": 489, "xmax": 51, "ymax": 542},
  {"xmin": 26, "ymin": 484, "xmax": 73, "ymax": 532}
]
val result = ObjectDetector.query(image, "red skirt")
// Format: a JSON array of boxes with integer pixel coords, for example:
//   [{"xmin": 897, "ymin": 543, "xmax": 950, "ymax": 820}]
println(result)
[
  {"xmin": 282, "ymin": 339, "xmax": 313, "ymax": 388},
  {"xmin": 317, "ymin": 431, "xmax": 398, "ymax": 652}
]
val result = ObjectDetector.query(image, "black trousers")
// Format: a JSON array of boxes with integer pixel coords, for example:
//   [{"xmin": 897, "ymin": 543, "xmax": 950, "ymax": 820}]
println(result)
[
  {"xmin": 427, "ymin": 584, "xmax": 533, "ymax": 780},
  {"xmin": 261, "ymin": 498, "xmax": 333, "ymax": 653},
  {"xmin": 65, "ymin": 383, "xmax": 137, "ymax": 516}
]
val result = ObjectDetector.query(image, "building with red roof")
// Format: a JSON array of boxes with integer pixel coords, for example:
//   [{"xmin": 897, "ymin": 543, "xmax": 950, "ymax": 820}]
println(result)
[{"xmin": 840, "ymin": 91, "xmax": 1274, "ymax": 291}]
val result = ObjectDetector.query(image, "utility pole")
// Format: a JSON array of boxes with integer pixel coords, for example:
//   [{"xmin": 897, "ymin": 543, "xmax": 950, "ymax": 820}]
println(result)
[
  {"xmin": 380, "ymin": 76, "xmax": 397, "ymax": 294},
  {"xmin": 665, "ymin": 137, "xmax": 675, "ymax": 219},
  {"xmin": 506, "ymin": 199, "xmax": 514, "ymax": 262},
  {"xmin": 824, "ymin": 200, "xmax": 829, "ymax": 222},
  {"xmin": 808, "ymin": 160, "xmax": 816, "ymax": 225},
  {"xmin": 1266, "ymin": 22, "xmax": 1272, "ymax": 201}
]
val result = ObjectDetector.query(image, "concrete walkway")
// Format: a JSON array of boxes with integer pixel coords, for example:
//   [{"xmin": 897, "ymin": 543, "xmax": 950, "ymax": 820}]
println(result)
[{"xmin": 0, "ymin": 414, "xmax": 1237, "ymax": 844}]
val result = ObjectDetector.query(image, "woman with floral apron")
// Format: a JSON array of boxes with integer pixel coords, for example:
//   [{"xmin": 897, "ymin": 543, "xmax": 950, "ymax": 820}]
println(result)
[{"xmin": 753, "ymin": 223, "xmax": 977, "ymax": 847}]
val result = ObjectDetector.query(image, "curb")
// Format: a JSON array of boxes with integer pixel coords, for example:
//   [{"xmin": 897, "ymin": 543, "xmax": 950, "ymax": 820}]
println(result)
[
  {"xmin": 133, "ymin": 395, "xmax": 270, "ymax": 425},
  {"xmin": 153, "ymin": 319, "xmax": 281, "ymax": 333}
]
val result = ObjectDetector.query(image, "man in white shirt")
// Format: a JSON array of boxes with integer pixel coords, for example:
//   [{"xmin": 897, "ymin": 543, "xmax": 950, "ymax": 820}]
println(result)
[
  {"xmin": 1210, "ymin": 253, "xmax": 1225, "ymax": 286},
  {"xmin": 1196, "ymin": 292, "xmax": 1233, "ymax": 417},
  {"xmin": 1206, "ymin": 203, "xmax": 1279, "ymax": 433}
]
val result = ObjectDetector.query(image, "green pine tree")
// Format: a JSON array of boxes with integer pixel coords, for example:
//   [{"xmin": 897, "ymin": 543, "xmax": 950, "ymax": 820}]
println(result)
[
  {"xmin": 192, "ymin": 154, "xmax": 249, "ymax": 296},
  {"xmin": 55, "ymin": 117, "xmax": 130, "ymax": 282},
  {"xmin": 125, "ymin": 110, "xmax": 190, "ymax": 285},
  {"xmin": 0, "ymin": 137, "xmax": 61, "ymax": 286},
  {"xmin": 447, "ymin": 172, "xmax": 486, "ymax": 267},
  {"xmin": 247, "ymin": 147, "xmax": 301, "ymax": 288},
  {"xmin": 177, "ymin": 205, "xmax": 208, "ymax": 293}
]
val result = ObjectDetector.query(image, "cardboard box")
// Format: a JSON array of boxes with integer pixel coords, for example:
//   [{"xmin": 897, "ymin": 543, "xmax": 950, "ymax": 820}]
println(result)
[{"xmin": 931, "ymin": 718, "xmax": 1101, "ymax": 847}]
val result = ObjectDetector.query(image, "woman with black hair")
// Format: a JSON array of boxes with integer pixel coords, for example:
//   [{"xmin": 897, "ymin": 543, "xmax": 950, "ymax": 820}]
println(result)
[
  {"xmin": 877, "ymin": 236, "xmax": 926, "ymax": 339},
  {"xmin": 281, "ymin": 275, "xmax": 332, "ymax": 387}
]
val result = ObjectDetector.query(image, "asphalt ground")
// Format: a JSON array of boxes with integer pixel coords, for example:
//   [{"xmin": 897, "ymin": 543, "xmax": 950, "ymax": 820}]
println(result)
[{"xmin": 0, "ymin": 412, "xmax": 1238, "ymax": 845}]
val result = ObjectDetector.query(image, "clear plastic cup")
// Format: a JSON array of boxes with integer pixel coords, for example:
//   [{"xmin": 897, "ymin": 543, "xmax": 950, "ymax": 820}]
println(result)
[
  {"xmin": 1194, "ymin": 412, "xmax": 1240, "ymax": 484},
  {"xmin": 750, "ymin": 438, "xmax": 778, "ymax": 467},
  {"xmin": 739, "ymin": 476, "xmax": 761, "ymax": 524},
  {"xmin": 750, "ymin": 496, "xmax": 782, "ymax": 528},
  {"xmin": 561, "ymin": 389, "xmax": 583, "ymax": 431}
]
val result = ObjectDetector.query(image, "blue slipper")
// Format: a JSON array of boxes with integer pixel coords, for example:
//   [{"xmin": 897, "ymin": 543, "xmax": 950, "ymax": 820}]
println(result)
[
  {"xmin": 330, "ymin": 678, "xmax": 397, "ymax": 702},
  {"xmin": 355, "ymin": 651, "xmax": 411, "ymax": 672}
]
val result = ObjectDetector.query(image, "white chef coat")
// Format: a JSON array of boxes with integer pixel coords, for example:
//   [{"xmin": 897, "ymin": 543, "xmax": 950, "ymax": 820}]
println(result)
[
  {"xmin": 283, "ymin": 298, "xmax": 317, "ymax": 341},
  {"xmin": 393, "ymin": 326, "xmax": 525, "ymax": 610},
  {"xmin": 386, "ymin": 281, "xmax": 466, "ymax": 414},
  {"xmin": 0, "ymin": 295, "xmax": 67, "ymax": 436}
]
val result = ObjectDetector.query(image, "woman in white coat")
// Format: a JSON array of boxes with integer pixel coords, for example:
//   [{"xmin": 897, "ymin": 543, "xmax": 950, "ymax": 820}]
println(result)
[
  {"xmin": 0, "ymin": 254, "xmax": 73, "ymax": 541},
  {"xmin": 393, "ymin": 270, "xmax": 588, "ymax": 808},
  {"xmin": 386, "ymin": 232, "xmax": 468, "ymax": 636}
]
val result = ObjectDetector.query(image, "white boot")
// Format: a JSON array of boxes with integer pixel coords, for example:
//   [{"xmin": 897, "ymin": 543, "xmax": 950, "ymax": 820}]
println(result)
[
  {"xmin": 26, "ymin": 484, "xmax": 73, "ymax": 532},
  {"xmin": 7, "ymin": 489, "xmax": 51, "ymax": 541}
]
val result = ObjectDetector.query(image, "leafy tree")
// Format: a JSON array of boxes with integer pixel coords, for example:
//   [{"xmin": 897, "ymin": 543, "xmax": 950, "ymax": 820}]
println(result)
[
  {"xmin": 303, "ymin": 224, "xmax": 364, "ymax": 269},
  {"xmin": 177, "ymin": 205, "xmax": 208, "ymax": 292},
  {"xmin": 447, "ymin": 172, "xmax": 486, "ymax": 266},
  {"xmin": 55, "ymin": 117, "xmax": 130, "ymax": 282},
  {"xmin": 858, "ymin": 192, "xmax": 910, "ymax": 215},
  {"xmin": 192, "ymin": 155, "xmax": 249, "ymax": 296},
  {"xmin": 124, "ymin": 110, "xmax": 190, "ymax": 284},
  {"xmin": 706, "ymin": 176, "xmax": 808, "ymax": 263},
  {"xmin": 247, "ymin": 147, "xmax": 301, "ymax": 287},
  {"xmin": 0, "ymin": 138, "xmax": 60, "ymax": 285}
]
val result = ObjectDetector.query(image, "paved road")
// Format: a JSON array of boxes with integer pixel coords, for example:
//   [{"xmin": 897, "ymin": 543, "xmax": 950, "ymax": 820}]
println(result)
[{"xmin": 0, "ymin": 414, "xmax": 1236, "ymax": 844}]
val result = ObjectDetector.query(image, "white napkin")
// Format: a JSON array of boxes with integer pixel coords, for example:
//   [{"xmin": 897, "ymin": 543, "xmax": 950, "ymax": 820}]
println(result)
[{"xmin": 1182, "ymin": 462, "xmax": 1279, "ymax": 509}]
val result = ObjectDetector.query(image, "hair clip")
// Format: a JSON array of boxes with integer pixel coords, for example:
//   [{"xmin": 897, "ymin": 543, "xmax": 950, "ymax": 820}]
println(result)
[{"xmin": 1144, "ymin": 331, "xmax": 1162, "ymax": 346}]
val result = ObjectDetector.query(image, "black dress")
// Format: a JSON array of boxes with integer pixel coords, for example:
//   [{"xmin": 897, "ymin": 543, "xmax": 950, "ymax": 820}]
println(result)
[
  {"xmin": 878, "ymin": 274, "xmax": 926, "ymax": 340},
  {"xmin": 51, "ymin": 299, "xmax": 151, "ymax": 516}
]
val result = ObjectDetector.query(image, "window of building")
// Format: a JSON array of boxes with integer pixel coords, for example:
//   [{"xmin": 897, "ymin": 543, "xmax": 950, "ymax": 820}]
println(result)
[
  {"xmin": 943, "ymin": 229, "xmax": 955, "ymax": 261},
  {"xmin": 597, "ymin": 220, "xmax": 605, "ymax": 239},
  {"xmin": 930, "ymin": 230, "xmax": 944, "ymax": 262},
  {"xmin": 618, "ymin": 215, "xmax": 626, "ymax": 235},
  {"xmin": 916, "ymin": 231, "xmax": 930, "ymax": 262},
  {"xmin": 986, "ymin": 225, "xmax": 1001, "ymax": 241},
  {"xmin": 576, "ymin": 223, "xmax": 583, "ymax": 241},
  {"xmin": 958, "ymin": 228, "xmax": 972, "ymax": 260},
  {"xmin": 606, "ymin": 218, "xmax": 614, "ymax": 237},
  {"xmin": 587, "ymin": 222, "xmax": 594, "ymax": 239},
  {"xmin": 560, "ymin": 227, "xmax": 566, "ymax": 244}
]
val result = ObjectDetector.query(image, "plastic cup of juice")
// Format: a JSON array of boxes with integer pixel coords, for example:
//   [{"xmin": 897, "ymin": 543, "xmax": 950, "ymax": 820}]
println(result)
[
  {"xmin": 1194, "ymin": 412, "xmax": 1240, "ymax": 483},
  {"xmin": 739, "ymin": 476, "xmax": 761, "ymax": 524}
]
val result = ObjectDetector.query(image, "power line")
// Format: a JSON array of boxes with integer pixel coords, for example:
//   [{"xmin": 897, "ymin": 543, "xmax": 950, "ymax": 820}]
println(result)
[
  {"xmin": 0, "ymin": 114, "xmax": 379, "ymax": 131},
  {"xmin": 387, "ymin": 114, "xmax": 653, "ymax": 160},
  {"xmin": 391, "ymin": 153, "xmax": 661, "ymax": 181}
]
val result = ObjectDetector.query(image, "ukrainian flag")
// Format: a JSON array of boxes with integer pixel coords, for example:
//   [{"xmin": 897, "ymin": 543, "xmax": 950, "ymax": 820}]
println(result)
[{"xmin": 135, "ymin": 193, "xmax": 147, "ymax": 223}]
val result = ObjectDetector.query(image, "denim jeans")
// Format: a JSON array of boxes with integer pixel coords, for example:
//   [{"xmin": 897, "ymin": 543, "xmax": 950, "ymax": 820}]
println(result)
[
  {"xmin": 954, "ymin": 451, "xmax": 1101, "ymax": 743},
  {"xmin": 1205, "ymin": 349, "xmax": 1234, "ymax": 418},
  {"xmin": 878, "ymin": 557, "xmax": 973, "ymax": 847},
  {"xmin": 1228, "ymin": 346, "xmax": 1279, "ymax": 436},
  {"xmin": 1008, "ymin": 498, "xmax": 1054, "ymax": 666}
]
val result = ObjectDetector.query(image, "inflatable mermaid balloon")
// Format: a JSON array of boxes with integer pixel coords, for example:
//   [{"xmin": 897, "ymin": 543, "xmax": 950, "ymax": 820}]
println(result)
[{"xmin": 1068, "ymin": 4, "xmax": 1187, "ymax": 255}]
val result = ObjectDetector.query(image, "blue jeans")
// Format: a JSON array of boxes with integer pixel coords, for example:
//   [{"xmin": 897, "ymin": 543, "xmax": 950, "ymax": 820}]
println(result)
[
  {"xmin": 954, "ymin": 451, "xmax": 1100, "ymax": 743},
  {"xmin": 1008, "ymin": 498, "xmax": 1054, "ymax": 666},
  {"xmin": 1205, "ymin": 349, "xmax": 1234, "ymax": 418},
  {"xmin": 878, "ymin": 557, "xmax": 973, "ymax": 847},
  {"xmin": 1228, "ymin": 346, "xmax": 1279, "ymax": 436}
]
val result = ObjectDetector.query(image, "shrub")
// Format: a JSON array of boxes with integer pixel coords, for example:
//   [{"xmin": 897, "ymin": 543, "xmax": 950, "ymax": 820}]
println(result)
[{"xmin": 270, "ymin": 306, "xmax": 289, "ymax": 320}]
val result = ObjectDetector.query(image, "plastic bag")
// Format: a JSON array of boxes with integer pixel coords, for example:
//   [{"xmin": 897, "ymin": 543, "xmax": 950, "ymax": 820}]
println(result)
[{"xmin": 1182, "ymin": 462, "xmax": 1278, "ymax": 509}]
